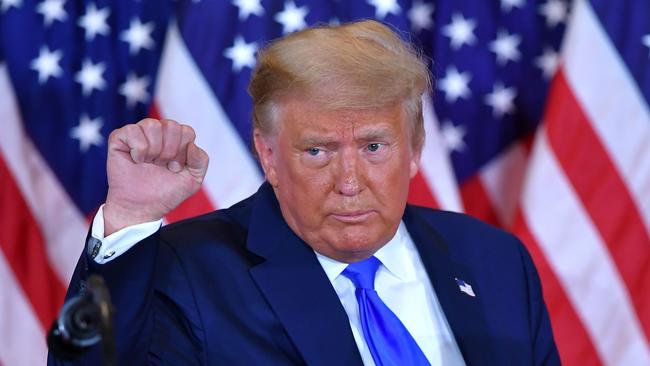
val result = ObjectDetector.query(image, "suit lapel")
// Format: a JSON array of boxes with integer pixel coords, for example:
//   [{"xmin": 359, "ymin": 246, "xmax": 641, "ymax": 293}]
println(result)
[
  {"xmin": 246, "ymin": 183, "xmax": 363, "ymax": 366},
  {"xmin": 403, "ymin": 206, "xmax": 496, "ymax": 365}
]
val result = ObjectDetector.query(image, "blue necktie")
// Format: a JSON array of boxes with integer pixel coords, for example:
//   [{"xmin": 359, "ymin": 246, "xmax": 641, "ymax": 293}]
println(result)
[{"xmin": 343, "ymin": 256, "xmax": 430, "ymax": 366}]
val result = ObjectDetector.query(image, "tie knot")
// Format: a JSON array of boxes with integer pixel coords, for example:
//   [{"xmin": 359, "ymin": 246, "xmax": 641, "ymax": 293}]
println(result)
[{"xmin": 342, "ymin": 256, "xmax": 381, "ymax": 290}]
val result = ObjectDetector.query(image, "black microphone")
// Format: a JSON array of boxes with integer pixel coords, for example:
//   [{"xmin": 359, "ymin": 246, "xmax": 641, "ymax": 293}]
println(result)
[{"xmin": 47, "ymin": 275, "xmax": 116, "ymax": 365}]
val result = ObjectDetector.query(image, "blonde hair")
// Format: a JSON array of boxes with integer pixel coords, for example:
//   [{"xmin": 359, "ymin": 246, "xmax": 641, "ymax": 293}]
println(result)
[{"xmin": 248, "ymin": 19, "xmax": 431, "ymax": 150}]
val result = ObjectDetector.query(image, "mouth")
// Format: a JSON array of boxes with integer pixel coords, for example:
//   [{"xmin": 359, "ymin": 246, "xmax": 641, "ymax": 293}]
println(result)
[{"xmin": 330, "ymin": 210, "xmax": 374, "ymax": 223}]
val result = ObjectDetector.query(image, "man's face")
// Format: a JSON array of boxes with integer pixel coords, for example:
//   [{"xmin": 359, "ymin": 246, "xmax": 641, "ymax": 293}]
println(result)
[{"xmin": 254, "ymin": 97, "xmax": 421, "ymax": 263}]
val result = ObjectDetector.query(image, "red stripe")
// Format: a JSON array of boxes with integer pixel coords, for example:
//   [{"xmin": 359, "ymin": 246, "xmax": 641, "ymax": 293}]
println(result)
[
  {"xmin": 407, "ymin": 171, "xmax": 439, "ymax": 208},
  {"xmin": 459, "ymin": 175, "xmax": 500, "ymax": 227},
  {"xmin": 149, "ymin": 103, "xmax": 162, "ymax": 121},
  {"xmin": 0, "ymin": 154, "xmax": 66, "ymax": 329},
  {"xmin": 513, "ymin": 210, "xmax": 602, "ymax": 366},
  {"xmin": 546, "ymin": 70, "xmax": 650, "ymax": 341}
]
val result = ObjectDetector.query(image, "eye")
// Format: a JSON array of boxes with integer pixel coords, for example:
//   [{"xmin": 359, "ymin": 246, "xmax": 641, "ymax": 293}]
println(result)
[
  {"xmin": 306, "ymin": 147, "xmax": 321, "ymax": 156},
  {"xmin": 367, "ymin": 143, "xmax": 382, "ymax": 152}
]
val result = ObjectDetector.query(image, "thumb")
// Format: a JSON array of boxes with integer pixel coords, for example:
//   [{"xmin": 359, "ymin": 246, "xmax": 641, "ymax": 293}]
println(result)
[{"xmin": 186, "ymin": 142, "xmax": 209, "ymax": 178}]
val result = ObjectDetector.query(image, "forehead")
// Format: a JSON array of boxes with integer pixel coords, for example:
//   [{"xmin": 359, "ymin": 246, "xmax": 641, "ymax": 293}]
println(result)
[{"xmin": 278, "ymin": 97, "xmax": 407, "ymax": 136}]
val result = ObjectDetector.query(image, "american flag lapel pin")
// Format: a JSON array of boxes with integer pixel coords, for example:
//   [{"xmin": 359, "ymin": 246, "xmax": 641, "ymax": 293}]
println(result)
[{"xmin": 455, "ymin": 278, "xmax": 476, "ymax": 297}]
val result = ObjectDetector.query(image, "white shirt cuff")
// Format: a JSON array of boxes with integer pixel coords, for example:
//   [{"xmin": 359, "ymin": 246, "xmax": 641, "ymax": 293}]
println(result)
[{"xmin": 88, "ymin": 205, "xmax": 163, "ymax": 264}]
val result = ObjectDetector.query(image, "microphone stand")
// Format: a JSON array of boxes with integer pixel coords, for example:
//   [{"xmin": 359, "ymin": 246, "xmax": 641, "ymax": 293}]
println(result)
[
  {"xmin": 88, "ymin": 275, "xmax": 116, "ymax": 366},
  {"xmin": 47, "ymin": 274, "xmax": 116, "ymax": 366}
]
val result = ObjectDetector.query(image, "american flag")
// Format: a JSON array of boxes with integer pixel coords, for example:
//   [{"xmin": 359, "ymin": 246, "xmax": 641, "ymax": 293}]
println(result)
[{"xmin": 0, "ymin": 0, "xmax": 648, "ymax": 364}]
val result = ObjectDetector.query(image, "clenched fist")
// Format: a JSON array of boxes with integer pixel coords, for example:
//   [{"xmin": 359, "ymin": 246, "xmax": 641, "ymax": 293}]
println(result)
[{"xmin": 103, "ymin": 118, "xmax": 209, "ymax": 236}]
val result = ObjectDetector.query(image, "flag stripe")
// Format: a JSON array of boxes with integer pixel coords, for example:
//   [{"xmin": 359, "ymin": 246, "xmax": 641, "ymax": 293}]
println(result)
[
  {"xmin": 513, "ymin": 212, "xmax": 602, "ymax": 366},
  {"xmin": 0, "ymin": 65, "xmax": 87, "ymax": 284},
  {"xmin": 0, "ymin": 155, "xmax": 65, "ymax": 329},
  {"xmin": 479, "ymin": 141, "xmax": 529, "ymax": 228},
  {"xmin": 459, "ymin": 176, "xmax": 500, "ymax": 226},
  {"xmin": 562, "ymin": 0, "xmax": 650, "ymax": 236},
  {"xmin": 546, "ymin": 69, "xmax": 650, "ymax": 342},
  {"xmin": 166, "ymin": 187, "xmax": 217, "ymax": 223},
  {"xmin": 418, "ymin": 97, "xmax": 463, "ymax": 212},
  {"xmin": 521, "ymin": 129, "xmax": 650, "ymax": 365},
  {"xmin": 154, "ymin": 23, "xmax": 262, "ymax": 209},
  {"xmin": 0, "ymin": 250, "xmax": 48, "ymax": 366},
  {"xmin": 407, "ymin": 171, "xmax": 440, "ymax": 208}
]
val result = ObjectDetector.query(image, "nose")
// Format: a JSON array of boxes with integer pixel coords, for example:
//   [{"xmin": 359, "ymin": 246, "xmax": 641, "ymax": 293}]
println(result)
[{"xmin": 334, "ymin": 148, "xmax": 364, "ymax": 196}]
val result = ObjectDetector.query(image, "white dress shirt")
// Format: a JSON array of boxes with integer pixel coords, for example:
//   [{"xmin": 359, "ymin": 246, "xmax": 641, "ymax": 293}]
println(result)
[
  {"xmin": 89, "ymin": 208, "xmax": 465, "ymax": 365},
  {"xmin": 315, "ymin": 222, "xmax": 465, "ymax": 366}
]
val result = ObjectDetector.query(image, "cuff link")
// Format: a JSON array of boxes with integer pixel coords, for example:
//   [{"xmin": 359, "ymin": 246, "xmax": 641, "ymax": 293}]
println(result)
[
  {"xmin": 103, "ymin": 249, "xmax": 116, "ymax": 259},
  {"xmin": 88, "ymin": 237, "xmax": 102, "ymax": 259}
]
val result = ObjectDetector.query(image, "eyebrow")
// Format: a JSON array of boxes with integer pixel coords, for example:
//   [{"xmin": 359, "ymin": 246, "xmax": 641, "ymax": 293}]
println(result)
[
  {"xmin": 355, "ymin": 128, "xmax": 393, "ymax": 141},
  {"xmin": 296, "ymin": 126, "xmax": 396, "ymax": 146},
  {"xmin": 297, "ymin": 135, "xmax": 337, "ymax": 147}
]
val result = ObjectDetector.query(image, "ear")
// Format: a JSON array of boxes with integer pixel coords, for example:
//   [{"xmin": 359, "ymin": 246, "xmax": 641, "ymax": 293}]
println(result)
[
  {"xmin": 253, "ymin": 129, "xmax": 279, "ymax": 186},
  {"xmin": 409, "ymin": 146, "xmax": 422, "ymax": 179}
]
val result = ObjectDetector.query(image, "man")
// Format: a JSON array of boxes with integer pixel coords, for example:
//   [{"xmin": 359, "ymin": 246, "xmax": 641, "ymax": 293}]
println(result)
[{"xmin": 50, "ymin": 20, "xmax": 559, "ymax": 365}]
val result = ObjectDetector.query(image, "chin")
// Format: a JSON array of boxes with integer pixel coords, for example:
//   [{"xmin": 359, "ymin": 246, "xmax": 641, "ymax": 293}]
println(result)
[{"xmin": 328, "ymin": 227, "xmax": 387, "ymax": 258}]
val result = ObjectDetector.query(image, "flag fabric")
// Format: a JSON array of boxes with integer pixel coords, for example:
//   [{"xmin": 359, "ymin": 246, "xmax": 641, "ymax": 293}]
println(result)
[{"xmin": 0, "ymin": 0, "xmax": 648, "ymax": 364}]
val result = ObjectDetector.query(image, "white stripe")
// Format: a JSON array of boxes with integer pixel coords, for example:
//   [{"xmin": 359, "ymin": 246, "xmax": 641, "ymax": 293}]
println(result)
[
  {"xmin": 0, "ymin": 250, "xmax": 48, "ymax": 366},
  {"xmin": 522, "ymin": 129, "xmax": 650, "ymax": 365},
  {"xmin": 0, "ymin": 64, "xmax": 87, "ymax": 284},
  {"xmin": 420, "ymin": 98, "xmax": 463, "ymax": 212},
  {"xmin": 562, "ymin": 0, "xmax": 650, "ymax": 235},
  {"xmin": 154, "ymin": 23, "xmax": 263, "ymax": 208},
  {"xmin": 480, "ymin": 142, "xmax": 528, "ymax": 228}
]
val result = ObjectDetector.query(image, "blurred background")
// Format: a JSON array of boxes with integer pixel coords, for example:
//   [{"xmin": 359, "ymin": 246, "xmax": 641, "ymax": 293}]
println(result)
[{"xmin": 0, "ymin": 0, "xmax": 648, "ymax": 364}]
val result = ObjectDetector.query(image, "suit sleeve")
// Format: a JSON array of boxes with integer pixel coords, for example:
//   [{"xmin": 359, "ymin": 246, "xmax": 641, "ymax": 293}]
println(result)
[
  {"xmin": 47, "ymin": 231, "xmax": 206, "ymax": 365},
  {"xmin": 518, "ymin": 243, "xmax": 562, "ymax": 366}
]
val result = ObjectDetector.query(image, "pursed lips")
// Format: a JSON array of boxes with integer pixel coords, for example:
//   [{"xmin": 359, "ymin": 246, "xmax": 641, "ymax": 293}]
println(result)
[{"xmin": 330, "ymin": 210, "xmax": 375, "ymax": 223}]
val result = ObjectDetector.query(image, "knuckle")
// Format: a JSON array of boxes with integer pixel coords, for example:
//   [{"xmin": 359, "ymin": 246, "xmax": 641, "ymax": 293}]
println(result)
[
  {"xmin": 108, "ymin": 129, "xmax": 120, "ymax": 143},
  {"xmin": 138, "ymin": 117, "xmax": 160, "ymax": 126},
  {"xmin": 139, "ymin": 119, "xmax": 162, "ymax": 135},
  {"xmin": 162, "ymin": 118, "xmax": 180, "ymax": 128},
  {"xmin": 182, "ymin": 125, "xmax": 196, "ymax": 141},
  {"xmin": 125, "ymin": 126, "xmax": 147, "ymax": 150}
]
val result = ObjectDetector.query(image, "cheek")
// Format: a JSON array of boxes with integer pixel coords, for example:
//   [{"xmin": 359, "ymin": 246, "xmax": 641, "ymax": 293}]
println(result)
[
  {"xmin": 368, "ymin": 153, "xmax": 412, "ymax": 188},
  {"xmin": 279, "ymin": 160, "xmax": 333, "ymax": 216}
]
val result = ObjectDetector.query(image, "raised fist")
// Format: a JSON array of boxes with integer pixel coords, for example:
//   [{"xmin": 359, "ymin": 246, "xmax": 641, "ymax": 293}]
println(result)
[{"xmin": 103, "ymin": 118, "xmax": 209, "ymax": 236}]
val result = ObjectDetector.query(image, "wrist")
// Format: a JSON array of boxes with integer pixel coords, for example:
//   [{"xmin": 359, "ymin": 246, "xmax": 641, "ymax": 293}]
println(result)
[{"xmin": 103, "ymin": 200, "xmax": 164, "ymax": 237}]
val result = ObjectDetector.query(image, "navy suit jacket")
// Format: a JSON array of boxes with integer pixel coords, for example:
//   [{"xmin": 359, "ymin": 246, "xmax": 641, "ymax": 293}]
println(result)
[{"xmin": 50, "ymin": 182, "xmax": 560, "ymax": 365}]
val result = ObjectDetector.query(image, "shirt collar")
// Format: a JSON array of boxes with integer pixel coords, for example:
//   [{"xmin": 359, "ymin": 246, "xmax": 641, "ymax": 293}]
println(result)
[{"xmin": 315, "ymin": 221, "xmax": 416, "ymax": 283}]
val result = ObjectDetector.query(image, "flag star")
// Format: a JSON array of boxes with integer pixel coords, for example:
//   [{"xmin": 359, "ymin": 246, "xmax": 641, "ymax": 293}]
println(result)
[
  {"xmin": 485, "ymin": 83, "xmax": 517, "ymax": 118},
  {"xmin": 70, "ymin": 115, "xmax": 104, "ymax": 152},
  {"xmin": 408, "ymin": 0, "xmax": 434, "ymax": 32},
  {"xmin": 78, "ymin": 3, "xmax": 110, "ymax": 41},
  {"xmin": 440, "ymin": 120, "xmax": 466, "ymax": 153},
  {"xmin": 438, "ymin": 66, "xmax": 472, "ymax": 103},
  {"xmin": 224, "ymin": 35, "xmax": 257, "ymax": 72},
  {"xmin": 30, "ymin": 46, "xmax": 63, "ymax": 84},
  {"xmin": 119, "ymin": 73, "xmax": 150, "ymax": 107},
  {"xmin": 442, "ymin": 13, "xmax": 477, "ymax": 50},
  {"xmin": 121, "ymin": 18, "xmax": 155, "ymax": 55},
  {"xmin": 367, "ymin": 0, "xmax": 401, "ymax": 19},
  {"xmin": 535, "ymin": 47, "xmax": 559, "ymax": 79},
  {"xmin": 36, "ymin": 0, "xmax": 67, "ymax": 26},
  {"xmin": 274, "ymin": 1, "xmax": 308, "ymax": 35},
  {"xmin": 489, "ymin": 29, "xmax": 522, "ymax": 65},
  {"xmin": 539, "ymin": 0, "xmax": 568, "ymax": 28},
  {"xmin": 0, "ymin": 0, "xmax": 21, "ymax": 12},
  {"xmin": 75, "ymin": 59, "xmax": 106, "ymax": 96},
  {"xmin": 329, "ymin": 17, "xmax": 340, "ymax": 26},
  {"xmin": 501, "ymin": 0, "xmax": 525, "ymax": 12},
  {"xmin": 643, "ymin": 34, "xmax": 650, "ymax": 57},
  {"xmin": 232, "ymin": 0, "xmax": 264, "ymax": 20}
]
